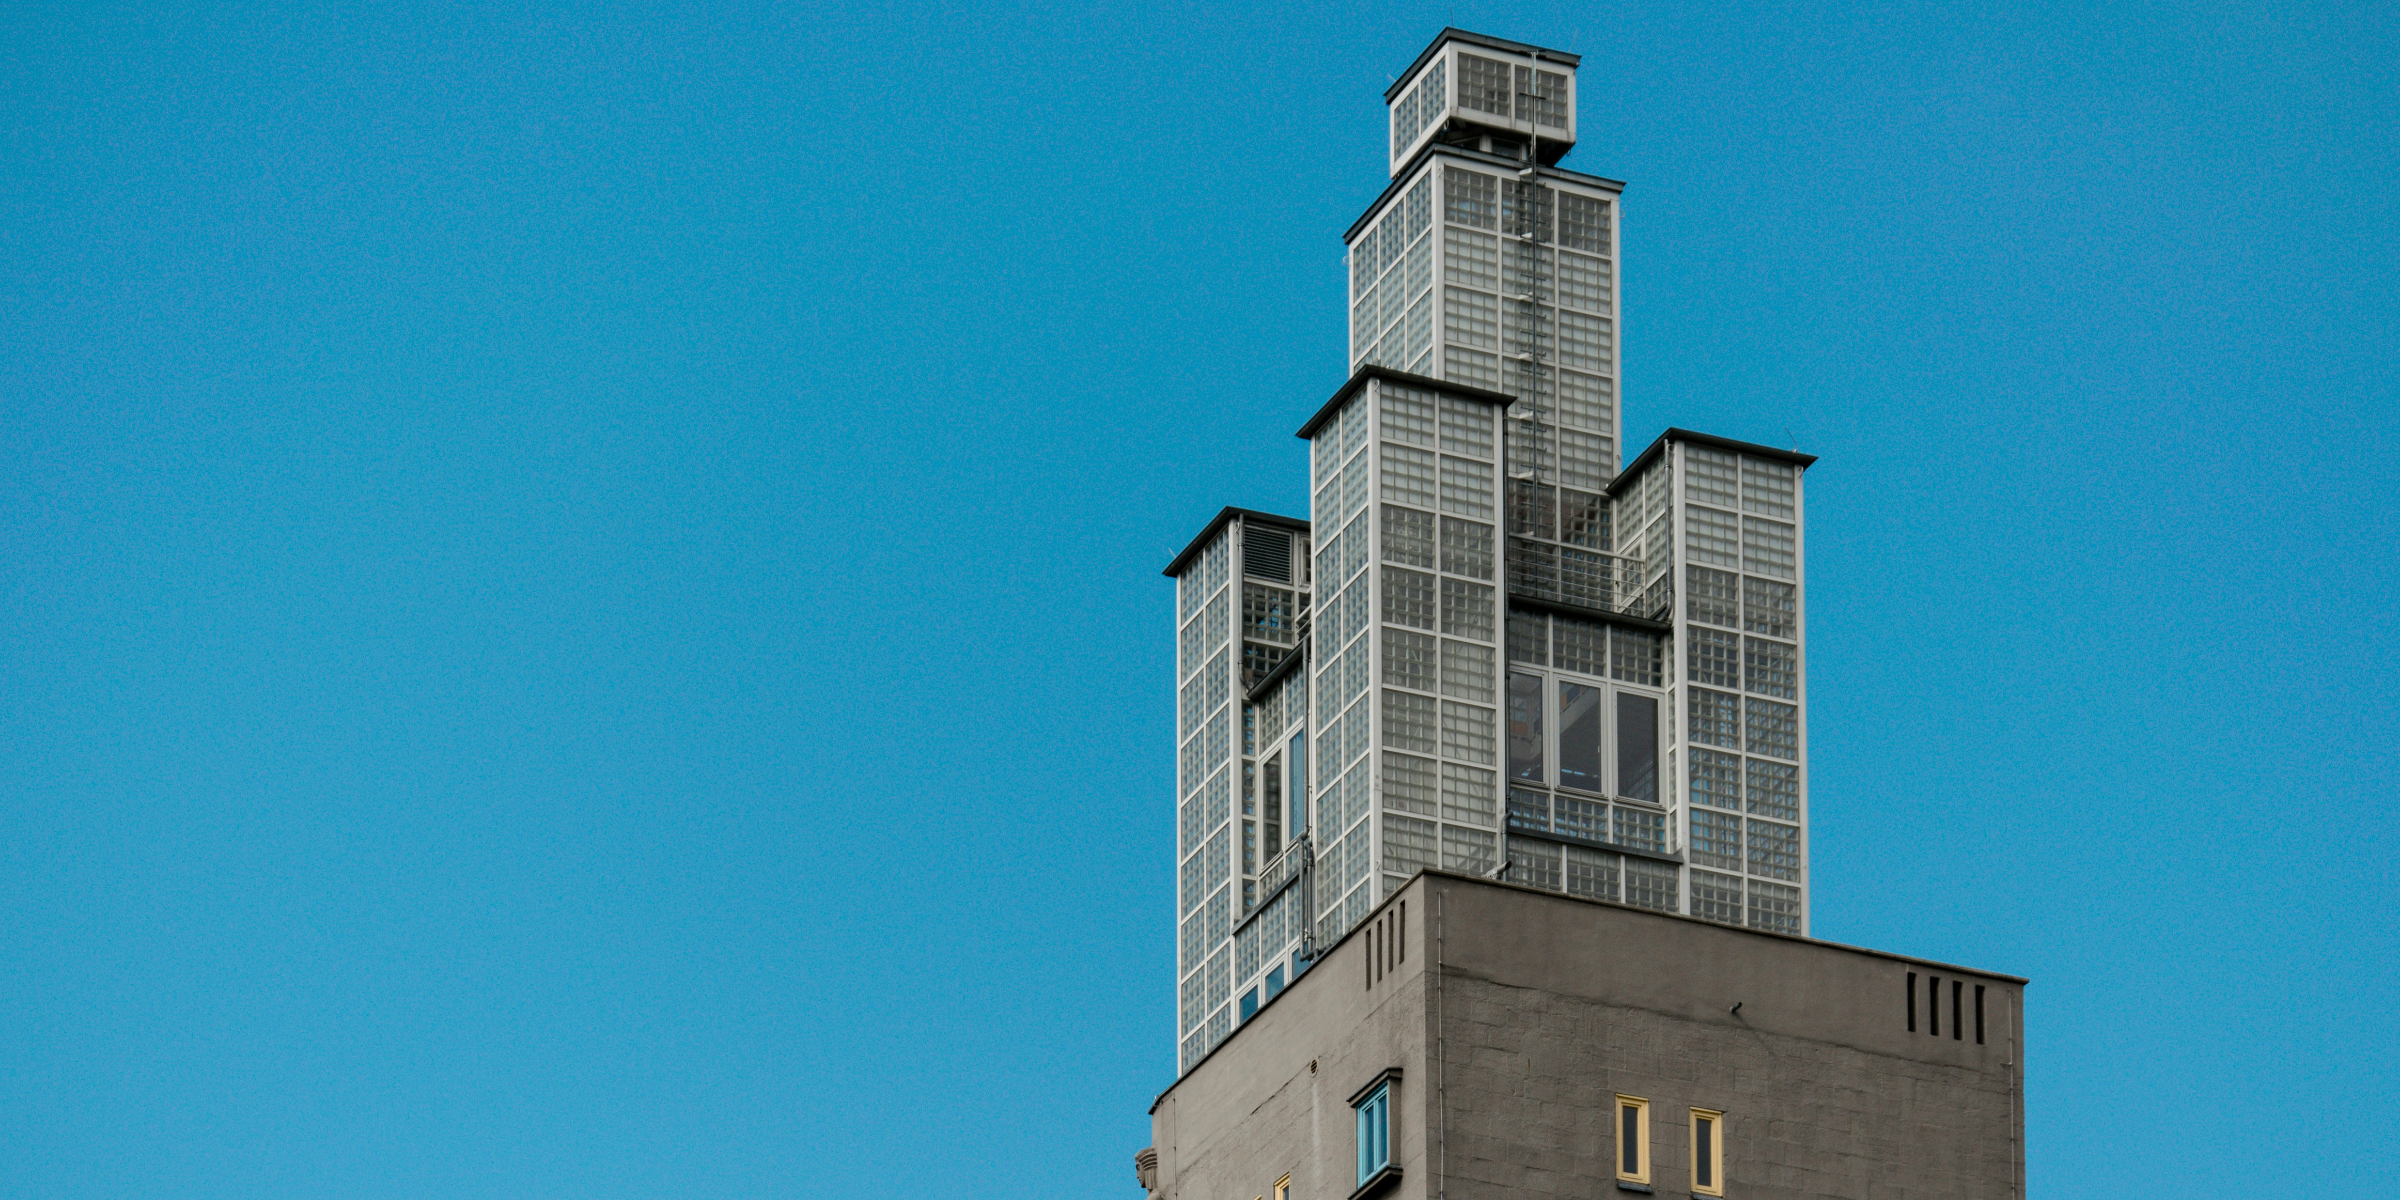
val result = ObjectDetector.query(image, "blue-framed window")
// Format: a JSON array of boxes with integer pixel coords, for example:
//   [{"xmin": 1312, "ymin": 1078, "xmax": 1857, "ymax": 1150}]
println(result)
[{"xmin": 1355, "ymin": 1081, "xmax": 1391, "ymax": 1184}]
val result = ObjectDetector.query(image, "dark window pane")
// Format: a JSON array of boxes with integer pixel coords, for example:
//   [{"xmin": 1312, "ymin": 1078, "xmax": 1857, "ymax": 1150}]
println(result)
[
  {"xmin": 1507, "ymin": 673, "xmax": 1544, "ymax": 782},
  {"xmin": 1695, "ymin": 1117, "xmax": 1713, "ymax": 1186},
  {"xmin": 1557, "ymin": 682, "xmax": 1603, "ymax": 790},
  {"xmin": 1617, "ymin": 694, "xmax": 1658, "ymax": 802},
  {"xmin": 1622, "ymin": 1105, "xmax": 1640, "ymax": 1173}
]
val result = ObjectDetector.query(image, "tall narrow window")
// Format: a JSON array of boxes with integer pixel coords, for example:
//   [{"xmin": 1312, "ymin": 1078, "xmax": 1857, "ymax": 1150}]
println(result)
[
  {"xmin": 1976, "ymin": 984, "xmax": 1987, "ymax": 1044},
  {"xmin": 1557, "ymin": 681, "xmax": 1603, "ymax": 791},
  {"xmin": 1690, "ymin": 1109, "xmax": 1724, "ymax": 1196},
  {"xmin": 1907, "ymin": 971, "xmax": 1917, "ymax": 1032},
  {"xmin": 1274, "ymin": 1176, "xmax": 1291, "ymax": 1200},
  {"xmin": 1263, "ymin": 753, "xmax": 1284, "ymax": 860},
  {"xmin": 1289, "ymin": 733, "xmax": 1309, "ymax": 833},
  {"xmin": 1616, "ymin": 693, "xmax": 1658, "ymax": 802},
  {"xmin": 1929, "ymin": 976, "xmax": 1940, "ymax": 1037},
  {"xmin": 1355, "ymin": 1081, "xmax": 1392, "ymax": 1184},
  {"xmin": 1615, "ymin": 1095, "xmax": 1650, "ymax": 1183},
  {"xmin": 1953, "ymin": 979, "xmax": 1964, "ymax": 1041},
  {"xmin": 1507, "ymin": 673, "xmax": 1544, "ymax": 782}
]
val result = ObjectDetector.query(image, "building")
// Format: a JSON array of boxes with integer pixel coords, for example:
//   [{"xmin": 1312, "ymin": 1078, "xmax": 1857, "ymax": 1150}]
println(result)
[
  {"xmin": 1141, "ymin": 872, "xmax": 2026, "ymax": 1199},
  {"xmin": 1150, "ymin": 28, "xmax": 2024, "ymax": 1197}
]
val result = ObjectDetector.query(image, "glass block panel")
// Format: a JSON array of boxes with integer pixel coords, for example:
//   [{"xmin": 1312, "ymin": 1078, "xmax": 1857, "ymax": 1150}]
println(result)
[
  {"xmin": 1444, "ymin": 346, "xmax": 1499, "ymax": 391},
  {"xmin": 1554, "ymin": 792, "xmax": 1607, "ymax": 841},
  {"xmin": 1744, "ymin": 698, "xmax": 1798, "ymax": 760},
  {"xmin": 1441, "ymin": 700, "xmax": 1496, "ymax": 765},
  {"xmin": 1558, "ymin": 548, "xmax": 1613, "ymax": 611},
  {"xmin": 1565, "ymin": 844, "xmax": 1619, "ymax": 900},
  {"xmin": 1559, "ymin": 488, "xmax": 1609, "ymax": 549},
  {"xmin": 1441, "ymin": 762, "xmax": 1497, "ymax": 825},
  {"xmin": 1613, "ymin": 805, "xmax": 1666, "ymax": 854},
  {"xmin": 1382, "ymin": 566, "xmax": 1437, "ymax": 630},
  {"xmin": 1382, "ymin": 689, "xmax": 1438, "ymax": 754},
  {"xmin": 1745, "ymin": 758, "xmax": 1798, "ymax": 820},
  {"xmin": 1406, "ymin": 290, "xmax": 1433, "ymax": 363},
  {"xmin": 1557, "ymin": 428, "xmax": 1611, "ymax": 492},
  {"xmin": 1385, "ymin": 813, "xmax": 1439, "ymax": 876},
  {"xmin": 1383, "ymin": 626, "xmax": 1437, "ymax": 693},
  {"xmin": 1744, "ymin": 577, "xmax": 1796, "ymax": 640},
  {"xmin": 1747, "ymin": 818, "xmax": 1800, "ymax": 881},
  {"xmin": 1444, "ymin": 225, "xmax": 1498, "ymax": 291},
  {"xmin": 1439, "ymin": 397, "xmax": 1493, "ymax": 458},
  {"xmin": 1439, "ymin": 455, "xmax": 1494, "ymax": 519},
  {"xmin": 1384, "ymin": 751, "xmax": 1437, "ymax": 815},
  {"xmin": 1556, "ymin": 250, "xmax": 1611, "ymax": 314},
  {"xmin": 1505, "ymin": 786, "xmax": 1550, "ymax": 832},
  {"xmin": 1689, "ymin": 687, "xmax": 1741, "ymax": 749},
  {"xmin": 1501, "ymin": 180, "xmax": 1553, "ymax": 242},
  {"xmin": 1380, "ymin": 385, "xmax": 1436, "ymax": 446},
  {"xmin": 1747, "ymin": 879, "xmax": 1802, "ymax": 934},
  {"xmin": 1690, "ymin": 808, "xmax": 1743, "ymax": 870},
  {"xmin": 1553, "ymin": 616, "xmax": 1606, "ymax": 677},
  {"xmin": 1690, "ymin": 869, "xmax": 1744, "ymax": 925},
  {"xmin": 1558, "ymin": 192, "xmax": 1611, "ymax": 256},
  {"xmin": 1443, "ymin": 287, "xmax": 1497, "ymax": 349},
  {"xmin": 1687, "ymin": 447, "xmax": 1740, "ymax": 509},
  {"xmin": 1382, "ymin": 504, "xmax": 1435, "ymax": 568},
  {"xmin": 1741, "ymin": 456, "xmax": 1795, "ymax": 519},
  {"xmin": 1688, "ymin": 566, "xmax": 1739, "ymax": 628},
  {"xmin": 1508, "ymin": 837, "xmax": 1563, "ymax": 891},
  {"xmin": 1440, "ymin": 578, "xmax": 1495, "ymax": 641},
  {"xmin": 1744, "ymin": 637, "xmax": 1797, "ymax": 699},
  {"xmin": 1440, "ymin": 638, "xmax": 1495, "ymax": 703},
  {"xmin": 1742, "ymin": 516, "xmax": 1795, "ymax": 579},
  {"xmin": 1439, "ymin": 517, "xmax": 1492, "ymax": 580},
  {"xmin": 1382, "ymin": 444, "xmax": 1437, "ymax": 508},
  {"xmin": 1345, "ymin": 459, "xmax": 1371, "ymax": 521},
  {"xmin": 1507, "ymin": 478, "xmax": 1556, "ymax": 538},
  {"xmin": 1609, "ymin": 628, "xmax": 1664, "ymax": 687},
  {"xmin": 1623, "ymin": 857, "xmax": 1678, "ymax": 913},
  {"xmin": 1352, "ymin": 286, "xmax": 1379, "ymax": 361},
  {"xmin": 1557, "ymin": 310, "xmax": 1610, "ymax": 374},
  {"xmin": 1342, "ymin": 399, "xmax": 1368, "ymax": 463},
  {"xmin": 1245, "ymin": 583, "xmax": 1299, "ymax": 646},
  {"xmin": 1203, "ymin": 589, "xmax": 1229, "ymax": 650},
  {"xmin": 1687, "ymin": 505, "xmax": 1739, "ymax": 567},
  {"xmin": 1441, "ymin": 824, "xmax": 1497, "ymax": 874},
  {"xmin": 1690, "ymin": 747, "xmax": 1742, "ymax": 811},
  {"xmin": 1506, "ymin": 613, "xmax": 1548, "ymax": 665},
  {"xmin": 1689, "ymin": 626, "xmax": 1741, "ymax": 688},
  {"xmin": 1457, "ymin": 54, "xmax": 1511, "ymax": 115}
]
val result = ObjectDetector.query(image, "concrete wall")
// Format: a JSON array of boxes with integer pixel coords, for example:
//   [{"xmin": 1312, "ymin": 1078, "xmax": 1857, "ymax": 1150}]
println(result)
[{"xmin": 1149, "ymin": 872, "xmax": 2024, "ymax": 1200}]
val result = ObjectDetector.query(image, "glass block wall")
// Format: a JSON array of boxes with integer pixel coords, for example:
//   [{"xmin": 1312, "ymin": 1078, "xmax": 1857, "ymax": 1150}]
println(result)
[
  {"xmin": 1174, "ymin": 514, "xmax": 1313, "ymax": 1074},
  {"xmin": 1385, "ymin": 35, "xmax": 1579, "ymax": 176},
  {"xmin": 1303, "ymin": 379, "xmax": 1509, "ymax": 959}
]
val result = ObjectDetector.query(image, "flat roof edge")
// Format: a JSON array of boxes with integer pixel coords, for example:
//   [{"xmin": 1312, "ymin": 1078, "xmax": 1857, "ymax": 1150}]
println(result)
[
  {"xmin": 1161, "ymin": 507, "xmax": 1310, "ymax": 579},
  {"xmin": 1607, "ymin": 428, "xmax": 1820, "ymax": 498},
  {"xmin": 1385, "ymin": 28, "xmax": 1583, "ymax": 102},
  {"xmin": 1295, "ymin": 365, "xmax": 1516, "ymax": 440}
]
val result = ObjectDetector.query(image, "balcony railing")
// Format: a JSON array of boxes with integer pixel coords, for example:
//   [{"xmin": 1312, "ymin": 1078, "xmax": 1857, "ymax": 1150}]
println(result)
[
  {"xmin": 1247, "ymin": 831, "xmax": 1311, "ymax": 918},
  {"xmin": 1505, "ymin": 539, "xmax": 1668, "ymax": 621}
]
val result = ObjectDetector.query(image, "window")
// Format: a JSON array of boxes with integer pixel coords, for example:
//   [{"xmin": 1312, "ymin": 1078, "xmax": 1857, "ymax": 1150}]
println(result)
[
  {"xmin": 1616, "ymin": 1095, "xmax": 1650, "ymax": 1183},
  {"xmin": 1558, "ymin": 192, "xmax": 1610, "ymax": 255},
  {"xmin": 1383, "ymin": 627, "xmax": 1438, "ymax": 693},
  {"xmin": 1274, "ymin": 1175, "xmax": 1291, "ymax": 1200},
  {"xmin": 1440, "ymin": 700, "xmax": 1495, "ymax": 765},
  {"xmin": 1506, "ymin": 673, "xmax": 1543, "ymax": 781},
  {"xmin": 1441, "ymin": 824, "xmax": 1497, "ymax": 874},
  {"xmin": 1240, "ymin": 987, "xmax": 1260, "ymax": 1023},
  {"xmin": 1506, "ymin": 613, "xmax": 1547, "ymax": 665},
  {"xmin": 1690, "ymin": 1109, "xmax": 1724, "ymax": 1196},
  {"xmin": 1744, "ymin": 698, "xmax": 1798, "ymax": 760},
  {"xmin": 1687, "ymin": 565, "xmax": 1739, "ymax": 627},
  {"xmin": 1440, "ymin": 762, "xmax": 1496, "ymax": 825},
  {"xmin": 1383, "ymin": 566, "xmax": 1437, "ymax": 630},
  {"xmin": 1382, "ymin": 444, "xmax": 1437, "ymax": 508},
  {"xmin": 1616, "ymin": 693, "xmax": 1658, "ymax": 802},
  {"xmin": 1691, "ymin": 869, "xmax": 1743, "ymax": 924},
  {"xmin": 1689, "ymin": 626, "xmax": 1741, "ymax": 688},
  {"xmin": 1556, "ymin": 682, "xmax": 1603, "ymax": 791},
  {"xmin": 1355, "ymin": 1080, "xmax": 1393, "ymax": 1185},
  {"xmin": 1439, "ymin": 578, "xmax": 1493, "ymax": 641}
]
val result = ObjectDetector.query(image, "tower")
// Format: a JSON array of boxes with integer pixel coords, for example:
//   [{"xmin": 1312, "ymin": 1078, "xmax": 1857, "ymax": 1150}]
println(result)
[
  {"xmin": 1166, "ymin": 29, "xmax": 1817, "ymax": 1077},
  {"xmin": 1143, "ymin": 33, "xmax": 2024, "ymax": 1200}
]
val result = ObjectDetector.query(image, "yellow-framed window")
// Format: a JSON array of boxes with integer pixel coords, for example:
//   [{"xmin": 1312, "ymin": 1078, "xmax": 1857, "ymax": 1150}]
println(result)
[
  {"xmin": 1273, "ymin": 1174, "xmax": 1291, "ymax": 1200},
  {"xmin": 1689, "ymin": 1109, "xmax": 1725, "ymax": 1196},
  {"xmin": 1615, "ymin": 1094, "xmax": 1650, "ymax": 1183}
]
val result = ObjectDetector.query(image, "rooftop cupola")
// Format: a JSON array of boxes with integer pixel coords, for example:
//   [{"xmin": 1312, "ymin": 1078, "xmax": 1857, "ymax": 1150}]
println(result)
[{"xmin": 1385, "ymin": 29, "xmax": 1580, "ymax": 178}]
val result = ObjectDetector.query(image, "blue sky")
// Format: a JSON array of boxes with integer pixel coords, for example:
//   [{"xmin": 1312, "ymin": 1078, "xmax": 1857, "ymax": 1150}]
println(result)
[{"xmin": 3, "ymin": 1, "xmax": 2394, "ymax": 1196}]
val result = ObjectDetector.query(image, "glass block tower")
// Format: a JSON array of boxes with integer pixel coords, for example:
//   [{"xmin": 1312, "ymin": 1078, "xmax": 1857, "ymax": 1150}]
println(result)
[{"xmin": 1164, "ymin": 29, "xmax": 1818, "ymax": 1077}]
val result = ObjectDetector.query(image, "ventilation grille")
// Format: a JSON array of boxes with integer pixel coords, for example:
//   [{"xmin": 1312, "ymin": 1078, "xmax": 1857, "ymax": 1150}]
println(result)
[{"xmin": 1245, "ymin": 529, "xmax": 1293, "ymax": 584}]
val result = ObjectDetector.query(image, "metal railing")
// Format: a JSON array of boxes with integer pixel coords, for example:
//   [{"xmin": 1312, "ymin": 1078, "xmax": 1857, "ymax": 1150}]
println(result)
[
  {"xmin": 1247, "ymin": 831, "xmax": 1311, "ymax": 917},
  {"xmin": 1505, "ymin": 539, "xmax": 1667, "ymax": 620}
]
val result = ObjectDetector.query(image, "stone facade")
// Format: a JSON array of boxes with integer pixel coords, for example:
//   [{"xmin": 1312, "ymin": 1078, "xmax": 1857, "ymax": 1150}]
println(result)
[{"xmin": 1145, "ymin": 872, "xmax": 2023, "ymax": 1200}]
